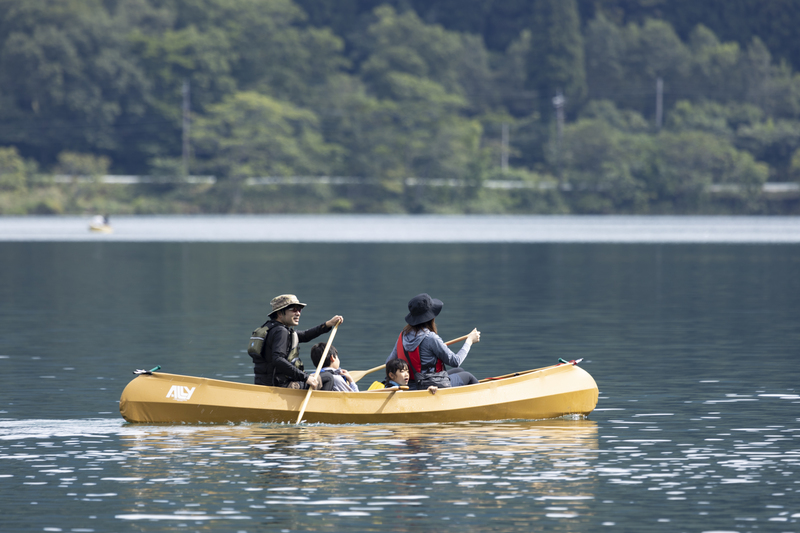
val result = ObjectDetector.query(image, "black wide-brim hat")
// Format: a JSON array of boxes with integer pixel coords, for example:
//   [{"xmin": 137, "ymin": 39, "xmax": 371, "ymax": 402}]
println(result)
[{"xmin": 405, "ymin": 293, "xmax": 443, "ymax": 326}]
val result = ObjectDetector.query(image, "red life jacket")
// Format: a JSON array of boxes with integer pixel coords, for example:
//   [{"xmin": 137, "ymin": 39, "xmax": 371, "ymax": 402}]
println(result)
[{"xmin": 396, "ymin": 333, "xmax": 444, "ymax": 381}]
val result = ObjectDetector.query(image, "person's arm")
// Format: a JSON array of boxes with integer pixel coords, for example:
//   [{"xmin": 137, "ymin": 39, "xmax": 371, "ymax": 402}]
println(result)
[
  {"xmin": 339, "ymin": 369, "xmax": 359, "ymax": 392},
  {"xmin": 428, "ymin": 328, "xmax": 480, "ymax": 367},
  {"xmin": 427, "ymin": 334, "xmax": 469, "ymax": 367},
  {"xmin": 296, "ymin": 315, "xmax": 342, "ymax": 343},
  {"xmin": 296, "ymin": 322, "xmax": 331, "ymax": 343}
]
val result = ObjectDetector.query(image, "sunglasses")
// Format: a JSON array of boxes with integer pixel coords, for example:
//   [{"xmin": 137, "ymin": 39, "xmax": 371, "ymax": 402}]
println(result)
[{"xmin": 285, "ymin": 305, "xmax": 303, "ymax": 313}]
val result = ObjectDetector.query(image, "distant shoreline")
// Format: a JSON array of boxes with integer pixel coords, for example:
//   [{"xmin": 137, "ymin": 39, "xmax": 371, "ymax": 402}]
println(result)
[
  {"xmin": 2, "ymin": 179, "xmax": 799, "ymax": 218},
  {"xmin": 2, "ymin": 214, "xmax": 799, "ymax": 243}
]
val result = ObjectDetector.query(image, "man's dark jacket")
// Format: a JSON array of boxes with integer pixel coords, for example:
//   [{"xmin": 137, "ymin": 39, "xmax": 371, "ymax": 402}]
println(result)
[{"xmin": 254, "ymin": 319, "xmax": 332, "ymax": 387}]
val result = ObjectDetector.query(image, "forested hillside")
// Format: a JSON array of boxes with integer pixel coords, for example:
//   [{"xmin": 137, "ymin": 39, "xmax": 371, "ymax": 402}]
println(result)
[{"xmin": 1, "ymin": 0, "xmax": 799, "ymax": 215}]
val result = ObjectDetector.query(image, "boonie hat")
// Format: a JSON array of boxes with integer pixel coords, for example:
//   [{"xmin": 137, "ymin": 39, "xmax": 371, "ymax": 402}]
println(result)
[
  {"xmin": 405, "ymin": 293, "xmax": 443, "ymax": 326},
  {"xmin": 270, "ymin": 294, "xmax": 306, "ymax": 314}
]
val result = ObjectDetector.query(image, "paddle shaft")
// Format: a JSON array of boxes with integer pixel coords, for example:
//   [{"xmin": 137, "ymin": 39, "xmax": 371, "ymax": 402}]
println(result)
[
  {"xmin": 444, "ymin": 334, "xmax": 470, "ymax": 346},
  {"xmin": 350, "ymin": 333, "xmax": 473, "ymax": 383},
  {"xmin": 348, "ymin": 364, "xmax": 386, "ymax": 383},
  {"xmin": 295, "ymin": 323, "xmax": 339, "ymax": 424}
]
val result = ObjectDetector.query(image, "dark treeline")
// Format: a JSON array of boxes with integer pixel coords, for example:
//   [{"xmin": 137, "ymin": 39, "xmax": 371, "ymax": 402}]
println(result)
[
  {"xmin": 298, "ymin": 0, "xmax": 800, "ymax": 71},
  {"xmin": 1, "ymin": 0, "xmax": 799, "ymax": 215}
]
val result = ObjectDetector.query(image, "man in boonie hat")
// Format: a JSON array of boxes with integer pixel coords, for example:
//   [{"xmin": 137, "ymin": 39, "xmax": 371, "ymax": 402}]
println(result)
[{"xmin": 249, "ymin": 294, "xmax": 343, "ymax": 390}]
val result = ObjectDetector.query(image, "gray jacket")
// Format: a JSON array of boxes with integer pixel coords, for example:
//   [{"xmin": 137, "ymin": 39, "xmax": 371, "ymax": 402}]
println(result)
[{"xmin": 386, "ymin": 329, "xmax": 471, "ymax": 373}]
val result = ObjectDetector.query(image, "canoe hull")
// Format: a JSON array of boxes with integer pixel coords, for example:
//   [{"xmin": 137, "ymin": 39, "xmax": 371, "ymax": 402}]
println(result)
[{"xmin": 119, "ymin": 363, "xmax": 598, "ymax": 424}]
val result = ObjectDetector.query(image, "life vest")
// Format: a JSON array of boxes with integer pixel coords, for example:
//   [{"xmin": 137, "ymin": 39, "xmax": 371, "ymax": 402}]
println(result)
[
  {"xmin": 248, "ymin": 321, "xmax": 302, "ymax": 372},
  {"xmin": 395, "ymin": 333, "xmax": 444, "ymax": 381}
]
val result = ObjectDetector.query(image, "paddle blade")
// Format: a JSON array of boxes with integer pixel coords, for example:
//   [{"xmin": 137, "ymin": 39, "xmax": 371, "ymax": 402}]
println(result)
[{"xmin": 349, "ymin": 364, "xmax": 386, "ymax": 383}]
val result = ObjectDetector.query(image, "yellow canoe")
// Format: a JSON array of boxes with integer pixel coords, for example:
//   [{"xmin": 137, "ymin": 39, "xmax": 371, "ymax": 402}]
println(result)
[
  {"xmin": 89, "ymin": 223, "xmax": 113, "ymax": 233},
  {"xmin": 119, "ymin": 362, "xmax": 599, "ymax": 424}
]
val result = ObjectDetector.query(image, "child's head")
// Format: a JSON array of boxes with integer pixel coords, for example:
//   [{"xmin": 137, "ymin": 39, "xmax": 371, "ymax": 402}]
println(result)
[
  {"xmin": 310, "ymin": 343, "xmax": 339, "ymax": 369},
  {"xmin": 386, "ymin": 359, "xmax": 410, "ymax": 386}
]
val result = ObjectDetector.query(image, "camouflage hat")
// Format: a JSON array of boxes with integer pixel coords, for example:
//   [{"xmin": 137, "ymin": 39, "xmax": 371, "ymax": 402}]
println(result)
[{"xmin": 270, "ymin": 294, "xmax": 306, "ymax": 314}]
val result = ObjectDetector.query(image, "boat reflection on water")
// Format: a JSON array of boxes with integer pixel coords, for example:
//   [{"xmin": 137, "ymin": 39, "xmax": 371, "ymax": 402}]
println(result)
[
  {"xmin": 113, "ymin": 420, "xmax": 600, "ymax": 528},
  {"xmin": 117, "ymin": 419, "xmax": 600, "ymax": 459}
]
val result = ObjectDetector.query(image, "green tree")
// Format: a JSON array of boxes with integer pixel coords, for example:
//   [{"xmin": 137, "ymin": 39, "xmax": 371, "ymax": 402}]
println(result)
[
  {"xmin": 584, "ymin": 13, "xmax": 627, "ymax": 103},
  {"xmin": 526, "ymin": 0, "xmax": 587, "ymax": 117},
  {"xmin": 494, "ymin": 29, "xmax": 537, "ymax": 117},
  {"xmin": 652, "ymin": 130, "xmax": 768, "ymax": 207},
  {"xmin": 667, "ymin": 100, "xmax": 762, "ymax": 137},
  {"xmin": 620, "ymin": 18, "xmax": 689, "ymax": 119},
  {"xmin": 790, "ymin": 148, "xmax": 800, "ymax": 182},
  {"xmin": 177, "ymin": 0, "xmax": 347, "ymax": 104},
  {"xmin": 585, "ymin": 15, "xmax": 693, "ymax": 118},
  {"xmin": 736, "ymin": 119, "xmax": 800, "ymax": 182},
  {"xmin": 192, "ymin": 91, "xmax": 338, "ymax": 178},
  {"xmin": 320, "ymin": 72, "xmax": 482, "ymax": 195},
  {"xmin": 580, "ymin": 99, "xmax": 650, "ymax": 132},
  {"xmin": 687, "ymin": 25, "xmax": 742, "ymax": 102},
  {"xmin": 626, "ymin": 19, "xmax": 690, "ymax": 81},
  {"xmin": 330, "ymin": 6, "xmax": 485, "ymax": 193},
  {"xmin": 315, "ymin": 75, "xmax": 404, "ymax": 183},
  {"xmin": 0, "ymin": 0, "xmax": 148, "ymax": 163},
  {"xmin": 55, "ymin": 151, "xmax": 111, "ymax": 181},
  {"xmin": 123, "ymin": 0, "xmax": 350, "ymax": 173},
  {"xmin": 0, "ymin": 146, "xmax": 28, "ymax": 190},
  {"xmin": 613, "ymin": 0, "xmax": 800, "ymax": 75},
  {"xmin": 357, "ymin": 6, "xmax": 488, "ymax": 105},
  {"xmin": 558, "ymin": 110, "xmax": 653, "ymax": 212},
  {"xmin": 737, "ymin": 37, "xmax": 800, "ymax": 119}
]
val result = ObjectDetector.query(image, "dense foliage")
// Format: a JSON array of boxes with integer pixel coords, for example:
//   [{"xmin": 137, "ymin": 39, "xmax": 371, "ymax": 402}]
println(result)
[{"xmin": 1, "ymin": 0, "xmax": 799, "ymax": 214}]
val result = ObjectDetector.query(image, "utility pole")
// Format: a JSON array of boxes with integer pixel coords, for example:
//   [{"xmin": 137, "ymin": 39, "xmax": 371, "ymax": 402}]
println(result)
[
  {"xmin": 182, "ymin": 79, "xmax": 191, "ymax": 178},
  {"xmin": 552, "ymin": 90, "xmax": 565, "ymax": 181},
  {"xmin": 655, "ymin": 77, "xmax": 663, "ymax": 130},
  {"xmin": 501, "ymin": 122, "xmax": 509, "ymax": 173}
]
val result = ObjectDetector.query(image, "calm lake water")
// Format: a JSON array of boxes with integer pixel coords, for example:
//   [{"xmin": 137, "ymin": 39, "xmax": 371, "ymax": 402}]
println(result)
[{"xmin": 1, "ymin": 215, "xmax": 799, "ymax": 532}]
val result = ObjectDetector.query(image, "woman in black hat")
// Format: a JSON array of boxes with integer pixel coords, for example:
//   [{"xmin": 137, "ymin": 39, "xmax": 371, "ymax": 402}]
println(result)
[{"xmin": 385, "ymin": 293, "xmax": 480, "ymax": 388}]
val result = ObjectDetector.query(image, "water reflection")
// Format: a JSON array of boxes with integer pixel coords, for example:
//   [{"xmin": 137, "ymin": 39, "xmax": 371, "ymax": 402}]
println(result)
[
  {"xmin": 2, "ymin": 411, "xmax": 798, "ymax": 531},
  {"xmin": 117, "ymin": 420, "xmax": 600, "ymax": 521},
  {"xmin": 1, "ymin": 419, "xmax": 599, "ymax": 531}
]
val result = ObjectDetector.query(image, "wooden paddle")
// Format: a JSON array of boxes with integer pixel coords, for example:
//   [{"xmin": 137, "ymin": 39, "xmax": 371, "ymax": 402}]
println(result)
[
  {"xmin": 348, "ymin": 364, "xmax": 386, "ymax": 384},
  {"xmin": 349, "ymin": 333, "xmax": 472, "ymax": 384},
  {"xmin": 295, "ymin": 323, "xmax": 339, "ymax": 424},
  {"xmin": 444, "ymin": 333, "xmax": 470, "ymax": 346}
]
